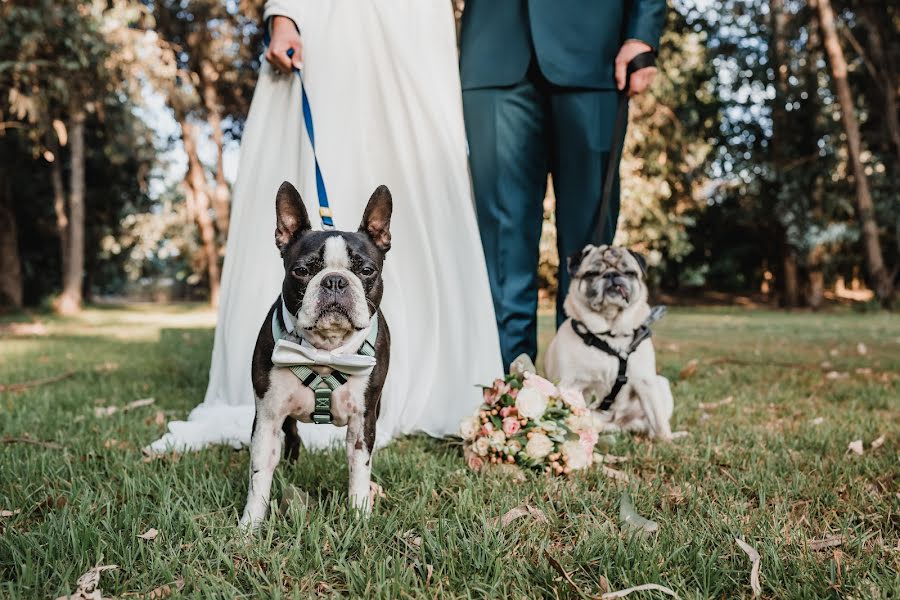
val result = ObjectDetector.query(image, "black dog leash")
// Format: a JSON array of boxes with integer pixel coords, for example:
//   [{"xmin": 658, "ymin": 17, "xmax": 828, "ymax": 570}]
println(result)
[{"xmin": 591, "ymin": 50, "xmax": 657, "ymax": 243}]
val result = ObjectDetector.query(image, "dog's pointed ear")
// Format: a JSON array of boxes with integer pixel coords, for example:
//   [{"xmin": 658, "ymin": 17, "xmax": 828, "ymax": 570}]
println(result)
[
  {"xmin": 275, "ymin": 181, "xmax": 311, "ymax": 251},
  {"xmin": 567, "ymin": 245, "xmax": 595, "ymax": 277},
  {"xmin": 628, "ymin": 249, "xmax": 648, "ymax": 277},
  {"xmin": 360, "ymin": 185, "xmax": 392, "ymax": 252}
]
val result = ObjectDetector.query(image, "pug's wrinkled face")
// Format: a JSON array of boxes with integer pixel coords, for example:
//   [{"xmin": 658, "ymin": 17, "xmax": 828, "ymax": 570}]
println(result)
[
  {"xmin": 568, "ymin": 245, "xmax": 648, "ymax": 312},
  {"xmin": 273, "ymin": 182, "xmax": 392, "ymax": 348}
]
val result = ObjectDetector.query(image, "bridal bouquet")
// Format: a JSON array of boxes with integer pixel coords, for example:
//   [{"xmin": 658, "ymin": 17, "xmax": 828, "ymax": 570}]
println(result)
[{"xmin": 460, "ymin": 372, "xmax": 602, "ymax": 475}]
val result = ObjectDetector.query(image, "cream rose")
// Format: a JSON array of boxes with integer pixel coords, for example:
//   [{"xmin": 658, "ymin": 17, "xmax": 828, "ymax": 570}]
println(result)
[
  {"xmin": 561, "ymin": 440, "xmax": 592, "ymax": 470},
  {"xmin": 490, "ymin": 430, "xmax": 507, "ymax": 447},
  {"xmin": 473, "ymin": 437, "xmax": 490, "ymax": 456},
  {"xmin": 525, "ymin": 432, "xmax": 553, "ymax": 459},
  {"xmin": 516, "ymin": 387, "xmax": 548, "ymax": 420},
  {"xmin": 558, "ymin": 387, "xmax": 586, "ymax": 412},
  {"xmin": 459, "ymin": 416, "xmax": 480, "ymax": 440}
]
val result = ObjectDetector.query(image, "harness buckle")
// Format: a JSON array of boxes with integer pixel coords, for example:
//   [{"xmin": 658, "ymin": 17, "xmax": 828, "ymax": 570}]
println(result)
[{"xmin": 312, "ymin": 388, "xmax": 333, "ymax": 424}]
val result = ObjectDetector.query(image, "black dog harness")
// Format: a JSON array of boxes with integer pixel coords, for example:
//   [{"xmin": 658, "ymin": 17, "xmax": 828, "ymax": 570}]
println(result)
[{"xmin": 570, "ymin": 306, "xmax": 667, "ymax": 411}]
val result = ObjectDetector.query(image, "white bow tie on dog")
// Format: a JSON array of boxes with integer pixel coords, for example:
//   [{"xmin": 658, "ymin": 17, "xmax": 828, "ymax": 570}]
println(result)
[{"xmin": 272, "ymin": 299, "xmax": 377, "ymax": 375}]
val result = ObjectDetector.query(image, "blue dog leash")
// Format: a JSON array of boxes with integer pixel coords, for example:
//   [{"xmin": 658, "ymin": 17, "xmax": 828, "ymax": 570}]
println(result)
[{"xmin": 284, "ymin": 47, "xmax": 334, "ymax": 230}]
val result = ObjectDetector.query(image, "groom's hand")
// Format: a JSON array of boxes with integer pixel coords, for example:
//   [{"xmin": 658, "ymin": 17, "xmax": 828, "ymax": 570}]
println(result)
[
  {"xmin": 266, "ymin": 15, "xmax": 303, "ymax": 74},
  {"xmin": 615, "ymin": 40, "xmax": 657, "ymax": 97}
]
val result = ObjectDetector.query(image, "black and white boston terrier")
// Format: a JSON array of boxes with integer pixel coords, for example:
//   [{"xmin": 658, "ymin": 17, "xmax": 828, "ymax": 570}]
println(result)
[{"xmin": 239, "ymin": 181, "xmax": 392, "ymax": 529}]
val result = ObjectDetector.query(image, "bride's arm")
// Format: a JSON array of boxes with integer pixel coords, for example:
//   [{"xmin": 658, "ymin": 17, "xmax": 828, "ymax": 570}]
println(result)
[{"xmin": 263, "ymin": 1, "xmax": 304, "ymax": 73}]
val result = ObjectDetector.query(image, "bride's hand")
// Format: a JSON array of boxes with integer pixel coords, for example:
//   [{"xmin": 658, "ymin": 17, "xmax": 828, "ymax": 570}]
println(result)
[{"xmin": 266, "ymin": 15, "xmax": 303, "ymax": 73}]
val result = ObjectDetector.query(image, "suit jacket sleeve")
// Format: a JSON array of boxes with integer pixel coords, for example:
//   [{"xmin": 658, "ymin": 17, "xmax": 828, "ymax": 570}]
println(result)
[{"xmin": 626, "ymin": 0, "xmax": 667, "ymax": 49}]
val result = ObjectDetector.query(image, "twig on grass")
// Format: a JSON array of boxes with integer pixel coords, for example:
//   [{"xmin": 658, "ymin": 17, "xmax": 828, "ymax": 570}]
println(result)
[
  {"xmin": 601, "ymin": 583, "xmax": 679, "ymax": 599},
  {"xmin": 544, "ymin": 550, "xmax": 591, "ymax": 598},
  {"xmin": 1, "ymin": 436, "xmax": 63, "ymax": 450},
  {"xmin": 0, "ymin": 370, "xmax": 76, "ymax": 393},
  {"xmin": 735, "ymin": 538, "xmax": 762, "ymax": 597}
]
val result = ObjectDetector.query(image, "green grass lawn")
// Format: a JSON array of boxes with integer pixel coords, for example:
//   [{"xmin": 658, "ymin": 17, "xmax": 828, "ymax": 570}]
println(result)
[{"xmin": 1, "ymin": 305, "xmax": 898, "ymax": 598}]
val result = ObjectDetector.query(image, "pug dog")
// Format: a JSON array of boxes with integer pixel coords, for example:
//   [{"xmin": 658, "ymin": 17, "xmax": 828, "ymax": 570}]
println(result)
[
  {"xmin": 239, "ymin": 182, "xmax": 392, "ymax": 530},
  {"xmin": 545, "ymin": 245, "xmax": 673, "ymax": 439}
]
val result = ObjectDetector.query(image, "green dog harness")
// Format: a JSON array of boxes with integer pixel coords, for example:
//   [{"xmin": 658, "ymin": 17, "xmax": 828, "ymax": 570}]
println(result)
[{"xmin": 271, "ymin": 304, "xmax": 378, "ymax": 425}]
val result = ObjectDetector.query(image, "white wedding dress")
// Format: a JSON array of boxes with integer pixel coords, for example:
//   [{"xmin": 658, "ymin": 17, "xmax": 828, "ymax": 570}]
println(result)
[{"xmin": 148, "ymin": 0, "xmax": 503, "ymax": 453}]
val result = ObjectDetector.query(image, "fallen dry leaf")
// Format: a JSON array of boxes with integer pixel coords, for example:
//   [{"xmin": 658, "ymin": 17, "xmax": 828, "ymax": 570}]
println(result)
[
  {"xmin": 95, "ymin": 398, "xmax": 155, "ymax": 419},
  {"xmin": 810, "ymin": 417, "xmax": 825, "ymax": 426},
  {"xmin": 486, "ymin": 462, "xmax": 527, "ymax": 482},
  {"xmin": 602, "ymin": 466, "xmax": 630, "ymax": 482},
  {"xmin": 124, "ymin": 576, "xmax": 184, "ymax": 600},
  {"xmin": 601, "ymin": 454, "xmax": 629, "ymax": 464},
  {"xmin": 619, "ymin": 492, "xmax": 659, "ymax": 537},
  {"xmin": 854, "ymin": 367, "xmax": 873, "ymax": 376},
  {"xmin": 137, "ymin": 528, "xmax": 158, "ymax": 541},
  {"xmin": 871, "ymin": 435, "xmax": 885, "ymax": 450},
  {"xmin": 55, "ymin": 564, "xmax": 118, "ymax": 600},
  {"xmin": 103, "ymin": 439, "xmax": 132, "ymax": 450},
  {"xmin": 735, "ymin": 538, "xmax": 761, "ymax": 597},
  {"xmin": 698, "ymin": 396, "xmax": 733, "ymax": 410},
  {"xmin": 601, "ymin": 583, "xmax": 679, "ymax": 599},
  {"xmin": 825, "ymin": 371, "xmax": 849, "ymax": 380},
  {"xmin": 847, "ymin": 440, "xmax": 864, "ymax": 455},
  {"xmin": 278, "ymin": 484, "xmax": 314, "ymax": 516},
  {"xmin": 493, "ymin": 504, "xmax": 548, "ymax": 528},
  {"xmin": 679, "ymin": 359, "xmax": 699, "ymax": 380},
  {"xmin": 369, "ymin": 482, "xmax": 386, "ymax": 502},
  {"xmin": 0, "ymin": 509, "xmax": 21, "ymax": 517},
  {"xmin": 395, "ymin": 529, "xmax": 423, "ymax": 550},
  {"xmin": 856, "ymin": 342, "xmax": 868, "ymax": 355},
  {"xmin": 808, "ymin": 535, "xmax": 846, "ymax": 551}
]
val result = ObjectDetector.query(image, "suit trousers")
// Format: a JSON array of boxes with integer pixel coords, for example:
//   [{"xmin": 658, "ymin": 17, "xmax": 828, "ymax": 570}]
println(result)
[{"xmin": 463, "ymin": 62, "xmax": 625, "ymax": 368}]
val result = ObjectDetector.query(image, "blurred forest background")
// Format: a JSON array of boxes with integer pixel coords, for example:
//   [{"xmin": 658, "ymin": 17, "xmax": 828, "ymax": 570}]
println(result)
[{"xmin": 0, "ymin": 0, "xmax": 897, "ymax": 314}]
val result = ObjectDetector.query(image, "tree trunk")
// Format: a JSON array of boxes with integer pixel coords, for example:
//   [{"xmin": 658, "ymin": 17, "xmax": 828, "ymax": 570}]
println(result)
[
  {"xmin": 0, "ymin": 170, "xmax": 23, "ymax": 309},
  {"xmin": 815, "ymin": 0, "xmax": 894, "ymax": 306},
  {"xmin": 180, "ymin": 117, "xmax": 221, "ymax": 307},
  {"xmin": 201, "ymin": 60, "xmax": 230, "ymax": 239},
  {"xmin": 807, "ymin": 245, "xmax": 825, "ymax": 310},
  {"xmin": 859, "ymin": 0, "xmax": 900, "ymax": 170},
  {"xmin": 56, "ymin": 107, "xmax": 86, "ymax": 315},
  {"xmin": 770, "ymin": 0, "xmax": 800, "ymax": 307},
  {"xmin": 51, "ymin": 156, "xmax": 69, "ymax": 277},
  {"xmin": 782, "ymin": 250, "xmax": 800, "ymax": 308}
]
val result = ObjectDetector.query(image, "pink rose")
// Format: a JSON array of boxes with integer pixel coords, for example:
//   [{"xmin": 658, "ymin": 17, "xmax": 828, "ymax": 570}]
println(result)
[
  {"xmin": 480, "ymin": 422, "xmax": 494, "ymax": 436},
  {"xmin": 466, "ymin": 453, "xmax": 484, "ymax": 471},
  {"xmin": 524, "ymin": 373, "xmax": 558, "ymax": 398},
  {"xmin": 482, "ymin": 387, "xmax": 498, "ymax": 405},
  {"xmin": 499, "ymin": 406, "xmax": 519, "ymax": 418},
  {"xmin": 502, "ymin": 417, "xmax": 521, "ymax": 436},
  {"xmin": 579, "ymin": 430, "xmax": 598, "ymax": 454},
  {"xmin": 495, "ymin": 379, "xmax": 512, "ymax": 398}
]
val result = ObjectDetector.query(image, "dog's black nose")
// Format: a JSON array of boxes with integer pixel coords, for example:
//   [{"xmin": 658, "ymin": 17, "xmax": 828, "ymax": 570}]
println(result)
[{"xmin": 321, "ymin": 273, "xmax": 349, "ymax": 292}]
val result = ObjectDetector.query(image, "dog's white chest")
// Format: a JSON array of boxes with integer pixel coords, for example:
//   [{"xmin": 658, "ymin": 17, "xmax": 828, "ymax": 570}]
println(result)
[{"xmin": 265, "ymin": 367, "xmax": 368, "ymax": 427}]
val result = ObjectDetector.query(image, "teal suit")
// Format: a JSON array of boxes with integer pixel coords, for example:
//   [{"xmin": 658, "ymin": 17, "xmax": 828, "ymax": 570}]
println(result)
[{"xmin": 461, "ymin": 0, "xmax": 665, "ymax": 368}]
